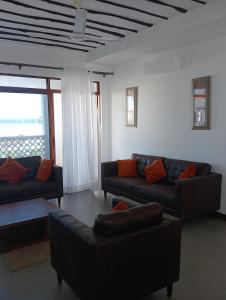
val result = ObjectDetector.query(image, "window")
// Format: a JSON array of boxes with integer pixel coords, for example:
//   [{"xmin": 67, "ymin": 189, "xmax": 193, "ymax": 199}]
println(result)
[{"xmin": 0, "ymin": 75, "xmax": 61, "ymax": 160}]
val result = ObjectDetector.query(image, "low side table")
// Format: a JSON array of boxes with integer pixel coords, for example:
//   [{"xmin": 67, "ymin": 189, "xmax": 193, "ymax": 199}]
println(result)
[{"xmin": 0, "ymin": 198, "xmax": 57, "ymax": 252}]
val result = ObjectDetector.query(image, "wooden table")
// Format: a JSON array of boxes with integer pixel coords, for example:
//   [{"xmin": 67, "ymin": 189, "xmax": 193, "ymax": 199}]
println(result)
[{"xmin": 0, "ymin": 198, "xmax": 57, "ymax": 252}]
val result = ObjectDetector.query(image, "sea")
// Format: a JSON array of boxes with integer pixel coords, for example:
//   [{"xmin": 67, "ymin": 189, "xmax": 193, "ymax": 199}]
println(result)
[{"xmin": 0, "ymin": 123, "xmax": 43, "ymax": 137}]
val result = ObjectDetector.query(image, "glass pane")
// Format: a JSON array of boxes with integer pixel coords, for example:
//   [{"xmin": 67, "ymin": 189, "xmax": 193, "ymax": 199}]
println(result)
[
  {"xmin": 53, "ymin": 93, "xmax": 63, "ymax": 166},
  {"xmin": 0, "ymin": 76, "xmax": 46, "ymax": 89},
  {"xmin": 50, "ymin": 79, "xmax": 61, "ymax": 90},
  {"xmin": 0, "ymin": 93, "xmax": 50, "ymax": 158}
]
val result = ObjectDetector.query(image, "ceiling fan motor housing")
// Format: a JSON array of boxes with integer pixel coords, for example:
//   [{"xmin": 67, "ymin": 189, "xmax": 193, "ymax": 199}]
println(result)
[{"xmin": 74, "ymin": 8, "xmax": 87, "ymax": 34}]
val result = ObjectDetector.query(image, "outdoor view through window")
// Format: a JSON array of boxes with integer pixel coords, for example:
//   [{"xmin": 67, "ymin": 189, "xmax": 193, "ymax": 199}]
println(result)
[
  {"xmin": 0, "ymin": 93, "xmax": 47, "ymax": 137},
  {"xmin": 0, "ymin": 76, "xmax": 51, "ymax": 158}
]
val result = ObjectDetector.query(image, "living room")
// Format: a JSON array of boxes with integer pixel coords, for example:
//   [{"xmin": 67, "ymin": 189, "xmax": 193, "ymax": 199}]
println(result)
[{"xmin": 0, "ymin": 0, "xmax": 226, "ymax": 299}]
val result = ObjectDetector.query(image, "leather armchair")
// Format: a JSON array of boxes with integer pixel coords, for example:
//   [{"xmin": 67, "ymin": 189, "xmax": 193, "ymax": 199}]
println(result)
[{"xmin": 49, "ymin": 203, "xmax": 182, "ymax": 300}]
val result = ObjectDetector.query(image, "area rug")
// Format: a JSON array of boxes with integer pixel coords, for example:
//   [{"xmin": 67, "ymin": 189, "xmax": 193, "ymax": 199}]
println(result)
[{"xmin": 3, "ymin": 241, "xmax": 50, "ymax": 272}]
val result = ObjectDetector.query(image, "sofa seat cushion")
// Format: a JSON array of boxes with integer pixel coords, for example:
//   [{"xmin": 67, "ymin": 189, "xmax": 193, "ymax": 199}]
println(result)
[
  {"xmin": 18, "ymin": 179, "xmax": 56, "ymax": 197},
  {"xmin": 104, "ymin": 176, "xmax": 147, "ymax": 194},
  {"xmin": 0, "ymin": 182, "xmax": 23, "ymax": 202},
  {"xmin": 134, "ymin": 184, "xmax": 176, "ymax": 209}
]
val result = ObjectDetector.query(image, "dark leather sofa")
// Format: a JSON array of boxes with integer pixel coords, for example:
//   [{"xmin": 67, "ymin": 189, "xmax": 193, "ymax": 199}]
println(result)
[
  {"xmin": 0, "ymin": 156, "xmax": 63, "ymax": 206},
  {"xmin": 101, "ymin": 153, "xmax": 222, "ymax": 220},
  {"xmin": 49, "ymin": 203, "xmax": 182, "ymax": 300}
]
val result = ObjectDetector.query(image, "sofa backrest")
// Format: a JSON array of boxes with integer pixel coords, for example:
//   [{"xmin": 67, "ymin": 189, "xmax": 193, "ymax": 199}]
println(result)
[
  {"xmin": 131, "ymin": 153, "xmax": 211, "ymax": 183},
  {"xmin": 93, "ymin": 202, "xmax": 163, "ymax": 236},
  {"xmin": 131, "ymin": 153, "xmax": 163, "ymax": 176},
  {"xmin": 164, "ymin": 158, "xmax": 211, "ymax": 183},
  {"xmin": 0, "ymin": 156, "xmax": 41, "ymax": 179}
]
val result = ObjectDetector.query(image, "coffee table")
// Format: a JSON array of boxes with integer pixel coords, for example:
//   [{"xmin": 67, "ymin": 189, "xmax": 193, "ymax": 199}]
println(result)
[{"xmin": 0, "ymin": 198, "xmax": 57, "ymax": 252}]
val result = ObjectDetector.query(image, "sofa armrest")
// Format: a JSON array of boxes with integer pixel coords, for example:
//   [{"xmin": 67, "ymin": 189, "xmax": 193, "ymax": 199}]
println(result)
[
  {"xmin": 49, "ymin": 210, "xmax": 98, "ymax": 299},
  {"xmin": 50, "ymin": 165, "xmax": 63, "ymax": 197},
  {"xmin": 101, "ymin": 161, "xmax": 118, "ymax": 189},
  {"xmin": 175, "ymin": 173, "xmax": 222, "ymax": 220}
]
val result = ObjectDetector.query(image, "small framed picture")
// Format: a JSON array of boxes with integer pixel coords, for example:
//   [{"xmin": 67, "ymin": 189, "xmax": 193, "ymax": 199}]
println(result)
[
  {"xmin": 126, "ymin": 87, "xmax": 138, "ymax": 127},
  {"xmin": 192, "ymin": 76, "xmax": 211, "ymax": 130}
]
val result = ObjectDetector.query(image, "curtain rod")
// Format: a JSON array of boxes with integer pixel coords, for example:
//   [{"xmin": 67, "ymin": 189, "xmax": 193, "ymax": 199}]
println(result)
[{"xmin": 0, "ymin": 61, "xmax": 114, "ymax": 77}]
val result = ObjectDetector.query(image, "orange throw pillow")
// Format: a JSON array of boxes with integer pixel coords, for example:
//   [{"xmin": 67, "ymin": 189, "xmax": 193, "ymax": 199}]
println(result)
[
  {"xmin": 0, "ymin": 157, "xmax": 30, "ymax": 184},
  {"xmin": 144, "ymin": 159, "xmax": 167, "ymax": 184},
  {"xmin": 179, "ymin": 164, "xmax": 196, "ymax": 180},
  {"xmin": 35, "ymin": 159, "xmax": 54, "ymax": 182},
  {"xmin": 118, "ymin": 159, "xmax": 137, "ymax": 177},
  {"xmin": 112, "ymin": 201, "xmax": 129, "ymax": 211}
]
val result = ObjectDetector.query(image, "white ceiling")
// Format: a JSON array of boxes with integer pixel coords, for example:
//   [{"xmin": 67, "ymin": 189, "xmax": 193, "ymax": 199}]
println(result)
[{"xmin": 0, "ymin": 0, "xmax": 217, "ymax": 56}]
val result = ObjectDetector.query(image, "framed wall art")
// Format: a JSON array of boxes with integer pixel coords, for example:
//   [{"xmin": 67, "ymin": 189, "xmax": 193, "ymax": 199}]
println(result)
[
  {"xmin": 126, "ymin": 87, "xmax": 138, "ymax": 127},
  {"xmin": 192, "ymin": 76, "xmax": 211, "ymax": 130}
]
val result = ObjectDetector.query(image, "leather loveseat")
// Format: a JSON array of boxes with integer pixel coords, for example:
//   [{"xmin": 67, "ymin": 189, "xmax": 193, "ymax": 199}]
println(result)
[
  {"xmin": 101, "ymin": 153, "xmax": 222, "ymax": 220},
  {"xmin": 0, "ymin": 156, "xmax": 63, "ymax": 206},
  {"xmin": 49, "ymin": 203, "xmax": 182, "ymax": 300}
]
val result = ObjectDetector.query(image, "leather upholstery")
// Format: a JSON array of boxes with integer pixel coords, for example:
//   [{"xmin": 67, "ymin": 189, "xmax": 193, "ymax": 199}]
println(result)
[
  {"xmin": 49, "ymin": 208, "xmax": 182, "ymax": 300},
  {"xmin": 131, "ymin": 153, "xmax": 162, "ymax": 176},
  {"xmin": 93, "ymin": 202, "xmax": 163, "ymax": 236},
  {"xmin": 164, "ymin": 158, "xmax": 211, "ymax": 183},
  {"xmin": 134, "ymin": 184, "xmax": 176, "ymax": 210},
  {"xmin": 103, "ymin": 176, "xmax": 146, "ymax": 194},
  {"xmin": 102, "ymin": 153, "xmax": 222, "ymax": 220},
  {"xmin": 0, "ymin": 156, "xmax": 63, "ymax": 204}
]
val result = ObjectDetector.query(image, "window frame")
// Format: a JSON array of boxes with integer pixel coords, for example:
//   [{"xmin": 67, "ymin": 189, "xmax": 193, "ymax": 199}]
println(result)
[
  {"xmin": 92, "ymin": 81, "xmax": 100, "ymax": 107},
  {"xmin": 0, "ymin": 74, "xmax": 61, "ymax": 161}
]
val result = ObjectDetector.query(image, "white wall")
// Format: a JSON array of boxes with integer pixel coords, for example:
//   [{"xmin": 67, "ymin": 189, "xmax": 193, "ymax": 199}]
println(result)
[{"xmin": 111, "ymin": 35, "xmax": 226, "ymax": 214}]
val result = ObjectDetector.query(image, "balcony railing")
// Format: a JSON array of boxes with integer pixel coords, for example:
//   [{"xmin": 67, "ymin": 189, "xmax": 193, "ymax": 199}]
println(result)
[{"xmin": 0, "ymin": 135, "xmax": 48, "ymax": 158}]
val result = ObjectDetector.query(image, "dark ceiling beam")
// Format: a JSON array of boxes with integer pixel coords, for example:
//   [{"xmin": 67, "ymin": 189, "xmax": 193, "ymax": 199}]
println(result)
[
  {"xmin": 1, "ymin": 0, "xmax": 150, "ymax": 29},
  {"xmin": 0, "ymin": 30, "xmax": 97, "ymax": 48},
  {"xmin": 94, "ymin": 0, "xmax": 168, "ymax": 20},
  {"xmin": 40, "ymin": 0, "xmax": 166, "ymax": 20},
  {"xmin": 86, "ymin": 11, "xmax": 151, "ymax": 28},
  {"xmin": 0, "ymin": 36, "xmax": 89, "ymax": 52},
  {"xmin": 0, "ymin": 17, "xmax": 101, "ymax": 38},
  {"xmin": 0, "ymin": 9, "xmax": 125, "ymax": 38},
  {"xmin": 144, "ymin": 0, "xmax": 187, "ymax": 14},
  {"xmin": 190, "ymin": 0, "xmax": 206, "ymax": 4},
  {"xmin": 0, "ymin": 24, "xmax": 106, "ymax": 45}
]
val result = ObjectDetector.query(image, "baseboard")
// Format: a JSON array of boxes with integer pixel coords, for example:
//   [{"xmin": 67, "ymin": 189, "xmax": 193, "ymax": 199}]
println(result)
[{"xmin": 213, "ymin": 212, "xmax": 226, "ymax": 220}]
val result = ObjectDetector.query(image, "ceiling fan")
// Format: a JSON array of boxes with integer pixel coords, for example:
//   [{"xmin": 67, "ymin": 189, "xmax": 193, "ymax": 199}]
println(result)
[
  {"xmin": 26, "ymin": 0, "xmax": 120, "ymax": 43},
  {"xmin": 68, "ymin": 0, "xmax": 120, "ymax": 42}
]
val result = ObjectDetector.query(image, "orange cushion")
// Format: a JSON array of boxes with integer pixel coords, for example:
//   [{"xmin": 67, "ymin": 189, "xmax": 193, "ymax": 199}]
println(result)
[
  {"xmin": 112, "ymin": 201, "xmax": 129, "ymax": 211},
  {"xmin": 179, "ymin": 164, "xmax": 196, "ymax": 180},
  {"xmin": 118, "ymin": 159, "xmax": 137, "ymax": 177},
  {"xmin": 35, "ymin": 159, "xmax": 54, "ymax": 182},
  {"xmin": 144, "ymin": 159, "xmax": 167, "ymax": 184},
  {"xmin": 0, "ymin": 157, "xmax": 30, "ymax": 184}
]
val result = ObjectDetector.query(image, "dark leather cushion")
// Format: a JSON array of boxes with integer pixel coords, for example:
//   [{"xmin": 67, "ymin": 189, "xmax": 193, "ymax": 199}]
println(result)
[
  {"xmin": 18, "ymin": 179, "xmax": 56, "ymax": 196},
  {"xmin": 134, "ymin": 184, "xmax": 176, "ymax": 210},
  {"xmin": 0, "ymin": 182, "xmax": 23, "ymax": 201},
  {"xmin": 131, "ymin": 153, "xmax": 163, "ymax": 176},
  {"xmin": 164, "ymin": 158, "xmax": 211, "ymax": 183},
  {"xmin": 0, "ymin": 156, "xmax": 41, "ymax": 179},
  {"xmin": 104, "ymin": 176, "xmax": 147, "ymax": 193},
  {"xmin": 93, "ymin": 202, "xmax": 163, "ymax": 236}
]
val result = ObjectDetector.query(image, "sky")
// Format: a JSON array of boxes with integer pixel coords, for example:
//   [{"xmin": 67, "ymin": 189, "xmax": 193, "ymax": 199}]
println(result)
[{"xmin": 0, "ymin": 93, "xmax": 45, "ymax": 119}]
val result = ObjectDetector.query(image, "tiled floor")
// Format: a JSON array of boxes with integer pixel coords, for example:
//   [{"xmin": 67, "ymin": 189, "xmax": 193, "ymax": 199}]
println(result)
[{"xmin": 1, "ymin": 191, "xmax": 226, "ymax": 300}]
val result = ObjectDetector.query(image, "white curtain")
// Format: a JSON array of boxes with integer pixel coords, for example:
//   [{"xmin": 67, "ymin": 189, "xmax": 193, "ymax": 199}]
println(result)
[{"xmin": 62, "ymin": 68, "xmax": 100, "ymax": 193}]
